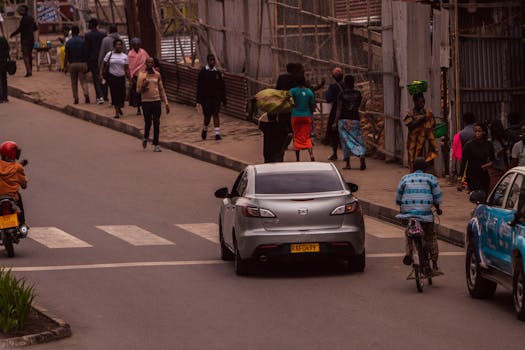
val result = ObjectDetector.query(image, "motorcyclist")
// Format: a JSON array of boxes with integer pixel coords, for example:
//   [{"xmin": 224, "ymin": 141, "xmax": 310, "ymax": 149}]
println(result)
[
  {"xmin": 0, "ymin": 141, "xmax": 28, "ymax": 225},
  {"xmin": 395, "ymin": 157, "xmax": 443, "ymax": 276}
]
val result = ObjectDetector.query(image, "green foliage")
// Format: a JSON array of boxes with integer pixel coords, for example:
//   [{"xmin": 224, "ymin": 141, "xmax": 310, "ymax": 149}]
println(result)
[{"xmin": 0, "ymin": 268, "xmax": 35, "ymax": 333}]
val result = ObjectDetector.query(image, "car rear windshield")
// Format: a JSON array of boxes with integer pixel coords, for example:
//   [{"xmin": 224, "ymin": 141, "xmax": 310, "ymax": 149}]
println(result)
[{"xmin": 255, "ymin": 171, "xmax": 344, "ymax": 194}]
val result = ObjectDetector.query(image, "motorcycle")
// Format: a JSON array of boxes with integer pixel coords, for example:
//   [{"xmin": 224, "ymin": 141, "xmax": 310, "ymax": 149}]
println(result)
[{"xmin": 0, "ymin": 159, "xmax": 29, "ymax": 258}]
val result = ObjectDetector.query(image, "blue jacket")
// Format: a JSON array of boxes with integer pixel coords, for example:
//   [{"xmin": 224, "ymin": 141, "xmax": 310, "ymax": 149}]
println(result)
[{"xmin": 395, "ymin": 170, "xmax": 442, "ymax": 222}]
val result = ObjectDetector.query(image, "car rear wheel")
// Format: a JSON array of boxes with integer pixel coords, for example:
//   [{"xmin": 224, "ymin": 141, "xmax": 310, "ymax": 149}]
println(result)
[
  {"xmin": 219, "ymin": 221, "xmax": 234, "ymax": 261},
  {"xmin": 513, "ymin": 259, "xmax": 525, "ymax": 321},
  {"xmin": 233, "ymin": 233, "xmax": 250, "ymax": 276},
  {"xmin": 347, "ymin": 250, "xmax": 365, "ymax": 273},
  {"xmin": 466, "ymin": 242, "xmax": 496, "ymax": 298}
]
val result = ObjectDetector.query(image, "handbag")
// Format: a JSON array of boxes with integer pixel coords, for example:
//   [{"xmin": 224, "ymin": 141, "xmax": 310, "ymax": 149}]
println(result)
[
  {"xmin": 103, "ymin": 52, "xmax": 113, "ymax": 79},
  {"xmin": 6, "ymin": 59, "xmax": 16, "ymax": 76}
]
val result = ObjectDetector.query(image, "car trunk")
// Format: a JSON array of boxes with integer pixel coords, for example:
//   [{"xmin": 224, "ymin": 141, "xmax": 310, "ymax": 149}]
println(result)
[{"xmin": 256, "ymin": 193, "xmax": 348, "ymax": 231}]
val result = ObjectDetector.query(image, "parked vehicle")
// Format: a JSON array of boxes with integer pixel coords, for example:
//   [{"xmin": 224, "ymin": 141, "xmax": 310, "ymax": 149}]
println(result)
[
  {"xmin": 0, "ymin": 196, "xmax": 28, "ymax": 257},
  {"xmin": 214, "ymin": 162, "xmax": 365, "ymax": 275},
  {"xmin": 466, "ymin": 167, "xmax": 525, "ymax": 320}
]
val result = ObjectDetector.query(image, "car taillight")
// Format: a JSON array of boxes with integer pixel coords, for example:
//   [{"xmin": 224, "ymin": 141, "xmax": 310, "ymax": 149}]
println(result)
[
  {"xmin": 242, "ymin": 206, "xmax": 276, "ymax": 218},
  {"xmin": 330, "ymin": 200, "xmax": 359, "ymax": 215}
]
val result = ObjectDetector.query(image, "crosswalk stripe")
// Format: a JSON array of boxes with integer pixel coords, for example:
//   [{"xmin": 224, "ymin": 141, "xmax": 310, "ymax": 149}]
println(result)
[
  {"xmin": 365, "ymin": 216, "xmax": 405, "ymax": 238},
  {"xmin": 29, "ymin": 227, "xmax": 92, "ymax": 248},
  {"xmin": 96, "ymin": 225, "xmax": 174, "ymax": 246},
  {"xmin": 175, "ymin": 223, "xmax": 219, "ymax": 244}
]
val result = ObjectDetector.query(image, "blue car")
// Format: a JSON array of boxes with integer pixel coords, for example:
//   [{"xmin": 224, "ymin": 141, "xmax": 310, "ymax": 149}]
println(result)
[{"xmin": 466, "ymin": 167, "xmax": 525, "ymax": 321}]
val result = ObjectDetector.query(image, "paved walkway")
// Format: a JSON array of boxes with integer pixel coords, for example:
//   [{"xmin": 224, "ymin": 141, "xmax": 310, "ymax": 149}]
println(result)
[{"xmin": 5, "ymin": 63, "xmax": 470, "ymax": 245}]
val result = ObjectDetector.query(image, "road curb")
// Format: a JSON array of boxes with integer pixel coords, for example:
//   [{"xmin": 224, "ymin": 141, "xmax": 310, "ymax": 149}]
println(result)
[
  {"xmin": 0, "ymin": 303, "xmax": 72, "ymax": 348},
  {"xmin": 8, "ymin": 86, "xmax": 466, "ymax": 247}
]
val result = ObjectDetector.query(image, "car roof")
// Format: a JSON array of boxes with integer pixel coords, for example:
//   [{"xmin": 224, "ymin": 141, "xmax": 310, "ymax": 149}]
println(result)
[
  {"xmin": 251, "ymin": 162, "xmax": 337, "ymax": 174},
  {"xmin": 513, "ymin": 166, "xmax": 525, "ymax": 174}
]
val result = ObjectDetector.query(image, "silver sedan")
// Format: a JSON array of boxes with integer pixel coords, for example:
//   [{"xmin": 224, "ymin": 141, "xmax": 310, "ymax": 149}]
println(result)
[{"xmin": 215, "ymin": 162, "xmax": 365, "ymax": 275}]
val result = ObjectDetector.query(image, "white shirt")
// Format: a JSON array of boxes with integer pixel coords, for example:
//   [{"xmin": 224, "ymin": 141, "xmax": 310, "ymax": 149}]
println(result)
[
  {"xmin": 104, "ymin": 51, "xmax": 128, "ymax": 77},
  {"xmin": 511, "ymin": 140, "xmax": 525, "ymax": 166}
]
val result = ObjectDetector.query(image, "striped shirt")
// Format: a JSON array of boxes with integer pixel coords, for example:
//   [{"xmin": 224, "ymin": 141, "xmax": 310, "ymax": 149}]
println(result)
[{"xmin": 395, "ymin": 170, "xmax": 442, "ymax": 222}]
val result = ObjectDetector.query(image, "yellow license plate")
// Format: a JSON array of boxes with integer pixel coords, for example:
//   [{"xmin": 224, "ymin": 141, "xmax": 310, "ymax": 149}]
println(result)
[
  {"xmin": 290, "ymin": 243, "xmax": 320, "ymax": 253},
  {"xmin": 0, "ymin": 214, "xmax": 18, "ymax": 229}
]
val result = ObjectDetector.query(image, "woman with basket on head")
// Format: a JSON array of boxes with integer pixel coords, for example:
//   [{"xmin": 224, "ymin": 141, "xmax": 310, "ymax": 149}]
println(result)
[{"xmin": 404, "ymin": 81, "xmax": 439, "ymax": 172}]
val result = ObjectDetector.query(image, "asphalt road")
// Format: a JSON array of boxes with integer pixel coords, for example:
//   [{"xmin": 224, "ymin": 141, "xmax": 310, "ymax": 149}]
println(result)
[{"xmin": 1, "ymin": 99, "xmax": 524, "ymax": 350}]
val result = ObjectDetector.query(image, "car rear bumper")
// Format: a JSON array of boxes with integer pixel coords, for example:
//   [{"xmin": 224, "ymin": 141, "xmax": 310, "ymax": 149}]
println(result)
[{"xmin": 236, "ymin": 227, "xmax": 365, "ymax": 260}]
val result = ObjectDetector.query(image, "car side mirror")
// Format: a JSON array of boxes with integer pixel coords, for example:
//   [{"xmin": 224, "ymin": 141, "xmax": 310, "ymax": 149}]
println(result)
[
  {"xmin": 469, "ymin": 190, "xmax": 487, "ymax": 204},
  {"xmin": 509, "ymin": 210, "xmax": 519, "ymax": 227},
  {"xmin": 347, "ymin": 182, "xmax": 358, "ymax": 193},
  {"xmin": 214, "ymin": 187, "xmax": 229, "ymax": 199}
]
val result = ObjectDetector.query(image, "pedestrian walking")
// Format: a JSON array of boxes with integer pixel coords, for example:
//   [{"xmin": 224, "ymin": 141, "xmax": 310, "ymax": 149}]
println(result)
[
  {"xmin": 196, "ymin": 54, "xmax": 226, "ymax": 140},
  {"xmin": 459, "ymin": 112, "xmax": 476, "ymax": 147},
  {"xmin": 323, "ymin": 67, "xmax": 344, "ymax": 160},
  {"xmin": 290, "ymin": 74, "xmax": 316, "ymax": 162},
  {"xmin": 84, "ymin": 18, "xmax": 106, "ymax": 104},
  {"xmin": 404, "ymin": 93, "xmax": 439, "ymax": 172},
  {"xmin": 9, "ymin": 5, "xmax": 37, "ymax": 77},
  {"xmin": 128, "ymin": 38, "xmax": 149, "ymax": 115},
  {"xmin": 511, "ymin": 125, "xmax": 525, "ymax": 167},
  {"xmin": 137, "ymin": 57, "xmax": 170, "ymax": 152},
  {"xmin": 275, "ymin": 63, "xmax": 298, "ymax": 143},
  {"xmin": 258, "ymin": 113, "xmax": 287, "ymax": 163},
  {"xmin": 459, "ymin": 123, "xmax": 494, "ymax": 194},
  {"xmin": 488, "ymin": 120, "xmax": 508, "ymax": 191},
  {"xmin": 64, "ymin": 26, "xmax": 89, "ymax": 105},
  {"xmin": 505, "ymin": 112, "xmax": 522, "ymax": 152},
  {"xmin": 99, "ymin": 39, "xmax": 130, "ymax": 118},
  {"xmin": 0, "ymin": 36, "xmax": 10, "ymax": 103},
  {"xmin": 333, "ymin": 75, "xmax": 366, "ymax": 170},
  {"xmin": 98, "ymin": 25, "xmax": 127, "ymax": 101}
]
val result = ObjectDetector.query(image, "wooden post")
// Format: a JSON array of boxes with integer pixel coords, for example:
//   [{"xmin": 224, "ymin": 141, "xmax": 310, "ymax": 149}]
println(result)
[
  {"xmin": 453, "ymin": 0, "xmax": 461, "ymax": 132},
  {"xmin": 221, "ymin": 0, "xmax": 229, "ymax": 70},
  {"xmin": 243, "ymin": 0, "xmax": 251, "ymax": 75},
  {"xmin": 346, "ymin": 0, "xmax": 352, "ymax": 66},
  {"xmin": 137, "ymin": 0, "xmax": 158, "ymax": 59},
  {"xmin": 382, "ymin": 0, "xmax": 396, "ymax": 161},
  {"xmin": 328, "ymin": 0, "xmax": 338, "ymax": 62},
  {"xmin": 255, "ymin": 0, "xmax": 264, "ymax": 81}
]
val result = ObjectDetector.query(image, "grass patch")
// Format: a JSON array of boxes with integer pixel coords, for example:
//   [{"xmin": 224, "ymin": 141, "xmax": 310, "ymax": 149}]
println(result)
[{"xmin": 0, "ymin": 268, "xmax": 35, "ymax": 333}]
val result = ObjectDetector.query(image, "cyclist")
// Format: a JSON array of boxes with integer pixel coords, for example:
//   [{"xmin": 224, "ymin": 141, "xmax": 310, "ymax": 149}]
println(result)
[{"xmin": 396, "ymin": 157, "xmax": 443, "ymax": 276}]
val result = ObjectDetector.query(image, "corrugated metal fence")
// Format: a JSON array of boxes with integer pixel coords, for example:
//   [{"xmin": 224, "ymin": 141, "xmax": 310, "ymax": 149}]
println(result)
[
  {"xmin": 159, "ymin": 61, "xmax": 249, "ymax": 120},
  {"xmin": 460, "ymin": 28, "xmax": 525, "ymax": 123}
]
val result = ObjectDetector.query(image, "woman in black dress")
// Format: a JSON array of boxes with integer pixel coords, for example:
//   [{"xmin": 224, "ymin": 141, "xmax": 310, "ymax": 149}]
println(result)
[{"xmin": 459, "ymin": 123, "xmax": 494, "ymax": 194}]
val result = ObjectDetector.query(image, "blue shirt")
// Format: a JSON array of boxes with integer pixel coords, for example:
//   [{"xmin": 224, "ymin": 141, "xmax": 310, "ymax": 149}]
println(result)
[
  {"xmin": 65, "ymin": 36, "xmax": 86, "ymax": 63},
  {"xmin": 290, "ymin": 87, "xmax": 315, "ymax": 117},
  {"xmin": 395, "ymin": 170, "xmax": 442, "ymax": 222}
]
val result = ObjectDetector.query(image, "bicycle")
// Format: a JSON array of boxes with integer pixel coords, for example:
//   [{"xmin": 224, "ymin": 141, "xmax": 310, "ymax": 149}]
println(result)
[{"xmin": 405, "ymin": 209, "xmax": 442, "ymax": 293}]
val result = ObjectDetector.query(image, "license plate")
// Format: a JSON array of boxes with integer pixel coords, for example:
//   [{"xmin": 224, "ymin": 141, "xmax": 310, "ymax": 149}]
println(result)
[
  {"xmin": 290, "ymin": 243, "xmax": 320, "ymax": 253},
  {"xmin": 0, "ymin": 214, "xmax": 18, "ymax": 229}
]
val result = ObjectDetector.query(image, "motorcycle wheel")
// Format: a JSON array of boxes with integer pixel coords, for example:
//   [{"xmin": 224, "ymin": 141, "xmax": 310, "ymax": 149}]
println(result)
[{"xmin": 2, "ymin": 234, "xmax": 15, "ymax": 258}]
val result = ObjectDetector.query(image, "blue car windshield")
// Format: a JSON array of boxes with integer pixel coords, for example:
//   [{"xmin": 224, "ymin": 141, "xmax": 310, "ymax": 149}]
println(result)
[{"xmin": 255, "ymin": 171, "xmax": 344, "ymax": 194}]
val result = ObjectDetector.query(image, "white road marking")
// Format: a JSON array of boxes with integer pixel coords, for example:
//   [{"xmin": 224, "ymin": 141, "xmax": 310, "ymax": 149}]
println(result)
[
  {"xmin": 9, "ymin": 260, "xmax": 227, "ymax": 272},
  {"xmin": 96, "ymin": 225, "xmax": 174, "ymax": 246},
  {"xmin": 368, "ymin": 252, "xmax": 464, "ymax": 258},
  {"xmin": 29, "ymin": 227, "xmax": 92, "ymax": 248},
  {"xmin": 175, "ymin": 223, "xmax": 219, "ymax": 244},
  {"xmin": 365, "ymin": 216, "xmax": 405, "ymax": 238}
]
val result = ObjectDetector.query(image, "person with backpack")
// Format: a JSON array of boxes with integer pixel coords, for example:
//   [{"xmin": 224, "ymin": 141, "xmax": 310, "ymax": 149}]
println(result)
[{"xmin": 333, "ymin": 75, "xmax": 366, "ymax": 170}]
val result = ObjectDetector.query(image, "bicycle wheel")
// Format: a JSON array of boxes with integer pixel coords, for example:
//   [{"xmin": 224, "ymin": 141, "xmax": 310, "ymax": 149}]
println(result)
[{"xmin": 413, "ymin": 238, "xmax": 424, "ymax": 293}]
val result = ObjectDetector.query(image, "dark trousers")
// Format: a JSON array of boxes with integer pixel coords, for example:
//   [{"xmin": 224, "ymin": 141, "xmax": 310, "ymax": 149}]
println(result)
[
  {"xmin": 129, "ymin": 76, "xmax": 141, "ymax": 107},
  {"xmin": 143, "ymin": 101, "xmax": 162, "ymax": 145},
  {"xmin": 87, "ymin": 61, "xmax": 103, "ymax": 99},
  {"xmin": 102, "ymin": 81, "xmax": 109, "ymax": 101},
  {"xmin": 0, "ymin": 68, "xmax": 7, "ymax": 101},
  {"xmin": 107, "ymin": 73, "xmax": 126, "ymax": 107},
  {"xmin": 202, "ymin": 97, "xmax": 221, "ymax": 126}
]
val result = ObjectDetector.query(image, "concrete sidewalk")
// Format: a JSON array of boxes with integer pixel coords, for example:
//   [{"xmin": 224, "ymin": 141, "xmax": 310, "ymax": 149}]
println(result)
[{"xmin": 5, "ymin": 64, "xmax": 470, "ymax": 246}]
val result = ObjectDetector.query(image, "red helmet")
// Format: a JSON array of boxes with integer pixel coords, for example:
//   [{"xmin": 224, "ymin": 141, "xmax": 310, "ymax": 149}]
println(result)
[{"xmin": 0, "ymin": 141, "xmax": 21, "ymax": 161}]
